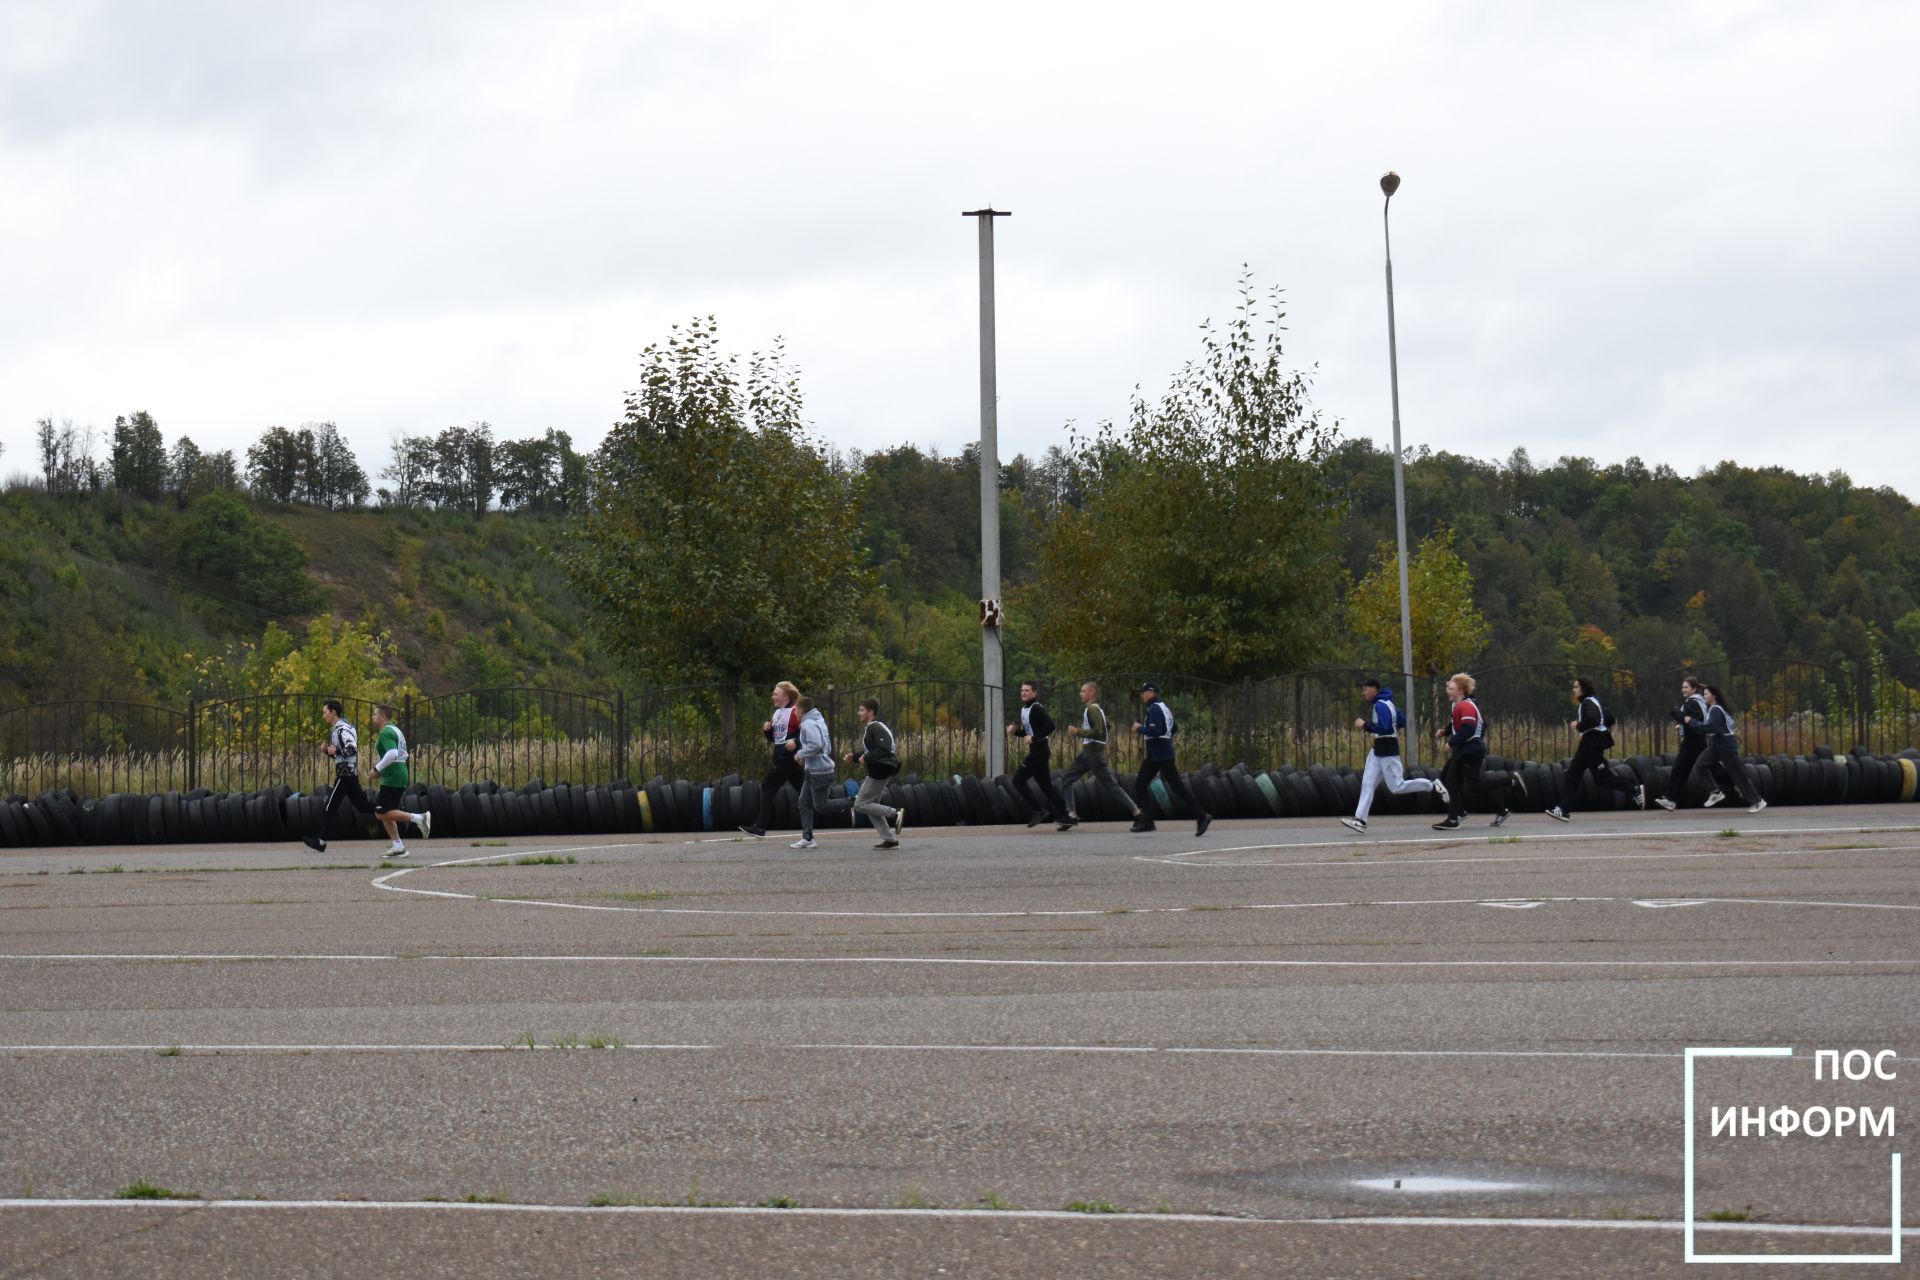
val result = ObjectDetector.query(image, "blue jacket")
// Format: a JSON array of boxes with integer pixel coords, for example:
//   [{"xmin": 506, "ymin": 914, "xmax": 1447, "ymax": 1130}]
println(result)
[
  {"xmin": 1137, "ymin": 700, "xmax": 1176, "ymax": 761},
  {"xmin": 1364, "ymin": 689, "xmax": 1405, "ymax": 758}
]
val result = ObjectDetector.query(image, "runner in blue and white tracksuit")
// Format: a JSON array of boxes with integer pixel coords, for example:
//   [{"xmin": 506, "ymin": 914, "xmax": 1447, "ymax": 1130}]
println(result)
[{"xmin": 1341, "ymin": 678, "xmax": 1443, "ymax": 832}]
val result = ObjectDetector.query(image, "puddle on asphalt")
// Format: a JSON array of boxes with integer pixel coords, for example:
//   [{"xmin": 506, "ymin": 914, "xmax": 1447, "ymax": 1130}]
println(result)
[
  {"xmin": 1350, "ymin": 1175, "xmax": 1531, "ymax": 1193},
  {"xmin": 1221, "ymin": 1159, "xmax": 1667, "ymax": 1202}
]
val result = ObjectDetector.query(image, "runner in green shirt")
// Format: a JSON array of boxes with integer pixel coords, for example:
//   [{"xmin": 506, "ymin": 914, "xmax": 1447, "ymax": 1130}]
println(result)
[{"xmin": 367, "ymin": 703, "xmax": 431, "ymax": 857}]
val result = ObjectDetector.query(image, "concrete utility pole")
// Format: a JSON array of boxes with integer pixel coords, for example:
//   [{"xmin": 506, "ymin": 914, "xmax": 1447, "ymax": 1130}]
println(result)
[
  {"xmin": 963, "ymin": 207, "xmax": 1010, "ymax": 779},
  {"xmin": 1380, "ymin": 171, "xmax": 1418, "ymax": 764}
]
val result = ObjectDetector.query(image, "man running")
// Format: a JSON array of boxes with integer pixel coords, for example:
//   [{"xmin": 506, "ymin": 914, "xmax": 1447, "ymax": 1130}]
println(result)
[
  {"xmin": 1340, "ymin": 678, "xmax": 1443, "ymax": 833},
  {"xmin": 843, "ymin": 698, "xmax": 905, "ymax": 849},
  {"xmin": 367, "ymin": 703, "xmax": 430, "ymax": 857},
  {"xmin": 1008, "ymin": 681, "xmax": 1071, "ymax": 829},
  {"xmin": 1546, "ymin": 677, "xmax": 1643, "ymax": 822},
  {"xmin": 790, "ymin": 694, "xmax": 846, "ymax": 849},
  {"xmin": 1131, "ymin": 682, "xmax": 1210, "ymax": 837},
  {"xmin": 303, "ymin": 700, "xmax": 428, "ymax": 855},
  {"xmin": 1651, "ymin": 676, "xmax": 1716, "ymax": 811},
  {"xmin": 1058, "ymin": 680, "xmax": 1143, "ymax": 829},
  {"xmin": 741, "ymin": 681, "xmax": 804, "ymax": 838}
]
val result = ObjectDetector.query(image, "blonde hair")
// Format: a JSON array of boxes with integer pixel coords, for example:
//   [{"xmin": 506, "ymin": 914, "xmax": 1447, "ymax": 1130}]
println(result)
[
  {"xmin": 774, "ymin": 680, "xmax": 800, "ymax": 706},
  {"xmin": 1447, "ymin": 672, "xmax": 1476, "ymax": 696}
]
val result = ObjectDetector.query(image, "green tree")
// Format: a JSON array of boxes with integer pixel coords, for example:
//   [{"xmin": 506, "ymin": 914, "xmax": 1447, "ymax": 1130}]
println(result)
[
  {"xmin": 1020, "ymin": 276, "xmax": 1345, "ymax": 676},
  {"xmin": 559, "ymin": 318, "xmax": 870, "ymax": 743},
  {"xmin": 177, "ymin": 489, "xmax": 319, "ymax": 612},
  {"xmin": 246, "ymin": 426, "xmax": 307, "ymax": 503},
  {"xmin": 1348, "ymin": 528, "xmax": 1492, "ymax": 679},
  {"xmin": 109, "ymin": 410, "xmax": 167, "ymax": 498}
]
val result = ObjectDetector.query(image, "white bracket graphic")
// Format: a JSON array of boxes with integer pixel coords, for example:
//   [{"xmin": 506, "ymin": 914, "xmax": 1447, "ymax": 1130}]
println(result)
[{"xmin": 1684, "ymin": 1046, "xmax": 1903, "ymax": 1264}]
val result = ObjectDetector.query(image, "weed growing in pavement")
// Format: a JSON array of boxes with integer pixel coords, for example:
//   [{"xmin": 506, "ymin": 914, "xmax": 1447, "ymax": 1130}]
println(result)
[
  {"xmin": 66, "ymin": 868, "xmax": 84, "ymax": 875},
  {"xmin": 505, "ymin": 1032, "xmax": 537, "ymax": 1051},
  {"xmin": 582, "ymin": 1035, "xmax": 625, "ymax": 1050},
  {"xmin": 590, "ymin": 890, "xmax": 671, "ymax": 901},
  {"xmin": 758, "ymin": 1196, "xmax": 801, "ymax": 1208},
  {"xmin": 115, "ymin": 1181, "xmax": 199, "ymax": 1200},
  {"xmin": 894, "ymin": 1185, "xmax": 936, "ymax": 1209},
  {"xmin": 1154, "ymin": 1194, "xmax": 1176, "ymax": 1213},
  {"xmin": 1488, "ymin": 836, "xmax": 1523, "ymax": 845},
  {"xmin": 155, "ymin": 1045, "xmax": 183, "ymax": 1057},
  {"xmin": 1706, "ymin": 1208, "xmax": 1751, "ymax": 1222},
  {"xmin": 463, "ymin": 1193, "xmax": 510, "ymax": 1203},
  {"xmin": 514, "ymin": 854, "xmax": 576, "ymax": 865},
  {"xmin": 1066, "ymin": 1200, "xmax": 1121, "ymax": 1214},
  {"xmin": 102, "ymin": 865, "xmax": 123, "ymax": 873},
  {"xmin": 684, "ymin": 1178, "xmax": 727, "ymax": 1207},
  {"xmin": 976, "ymin": 1191, "xmax": 1018, "ymax": 1210},
  {"xmin": 1717, "ymin": 829, "xmax": 1739, "ymax": 838},
  {"xmin": 469, "ymin": 841, "xmax": 509, "ymax": 847}
]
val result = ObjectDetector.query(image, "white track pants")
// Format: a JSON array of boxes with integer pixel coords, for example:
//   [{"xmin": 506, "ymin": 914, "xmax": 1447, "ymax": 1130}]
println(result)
[{"xmin": 1356, "ymin": 752, "xmax": 1434, "ymax": 821}]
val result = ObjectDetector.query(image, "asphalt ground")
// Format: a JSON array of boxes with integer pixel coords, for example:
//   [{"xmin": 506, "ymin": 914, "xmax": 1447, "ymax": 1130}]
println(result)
[{"xmin": 1, "ymin": 804, "xmax": 1915, "ymax": 1277}]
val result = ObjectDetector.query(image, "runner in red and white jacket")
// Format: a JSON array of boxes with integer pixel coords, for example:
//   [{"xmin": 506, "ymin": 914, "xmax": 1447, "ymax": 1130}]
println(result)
[{"xmin": 1429, "ymin": 673, "xmax": 1526, "ymax": 830}]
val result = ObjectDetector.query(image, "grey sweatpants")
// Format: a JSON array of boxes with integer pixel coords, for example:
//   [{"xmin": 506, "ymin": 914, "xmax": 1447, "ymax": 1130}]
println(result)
[
  {"xmin": 1058, "ymin": 746, "xmax": 1139, "ymax": 816},
  {"xmin": 798, "ymin": 772, "xmax": 849, "ymax": 838},
  {"xmin": 852, "ymin": 774, "xmax": 899, "ymax": 835}
]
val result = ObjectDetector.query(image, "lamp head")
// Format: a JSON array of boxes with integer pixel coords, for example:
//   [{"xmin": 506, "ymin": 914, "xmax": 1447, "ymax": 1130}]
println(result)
[{"xmin": 1380, "ymin": 171, "xmax": 1401, "ymax": 198}]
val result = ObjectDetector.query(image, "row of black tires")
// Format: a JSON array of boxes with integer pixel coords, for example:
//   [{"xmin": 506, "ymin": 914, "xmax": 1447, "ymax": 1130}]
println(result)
[{"xmin": 4, "ymin": 748, "xmax": 1917, "ymax": 848}]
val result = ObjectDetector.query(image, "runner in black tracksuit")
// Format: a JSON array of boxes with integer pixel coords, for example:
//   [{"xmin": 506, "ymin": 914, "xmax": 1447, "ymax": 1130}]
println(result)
[
  {"xmin": 304, "ymin": 699, "xmax": 377, "ymax": 852},
  {"xmin": 740, "ymin": 680, "xmax": 804, "ymax": 838},
  {"xmin": 1131, "ymin": 682, "xmax": 1211, "ymax": 837},
  {"xmin": 1652, "ymin": 677, "xmax": 1713, "ymax": 811},
  {"xmin": 1547, "ymin": 676, "xmax": 1643, "ymax": 821},
  {"xmin": 1009, "ymin": 681, "xmax": 1071, "ymax": 828},
  {"xmin": 1430, "ymin": 672, "xmax": 1526, "ymax": 829},
  {"xmin": 1700, "ymin": 686, "xmax": 1767, "ymax": 814}
]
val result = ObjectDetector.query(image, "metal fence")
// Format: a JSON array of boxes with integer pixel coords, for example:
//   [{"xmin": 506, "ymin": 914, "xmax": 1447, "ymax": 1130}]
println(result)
[{"xmin": 5, "ymin": 659, "xmax": 1917, "ymax": 799}]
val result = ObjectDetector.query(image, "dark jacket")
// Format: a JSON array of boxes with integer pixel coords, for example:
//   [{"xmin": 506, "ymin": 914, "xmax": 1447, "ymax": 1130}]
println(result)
[
  {"xmin": 1447, "ymin": 697, "xmax": 1488, "ymax": 758},
  {"xmin": 1017, "ymin": 700, "xmax": 1055, "ymax": 757},
  {"xmin": 1670, "ymin": 692, "xmax": 1709, "ymax": 737},
  {"xmin": 1703, "ymin": 704, "xmax": 1739, "ymax": 753},
  {"xmin": 855, "ymin": 720, "xmax": 899, "ymax": 779},
  {"xmin": 1138, "ymin": 700, "xmax": 1176, "ymax": 761}
]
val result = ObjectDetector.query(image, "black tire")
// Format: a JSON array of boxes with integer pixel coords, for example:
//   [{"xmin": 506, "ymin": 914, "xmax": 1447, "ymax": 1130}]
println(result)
[
  {"xmin": 585, "ymin": 785, "xmax": 610, "ymax": 834},
  {"xmin": 959, "ymin": 775, "xmax": 993, "ymax": 825},
  {"xmin": 0, "ymin": 802, "xmax": 23, "ymax": 847},
  {"xmin": 670, "ymin": 780, "xmax": 694, "ymax": 832},
  {"xmin": 163, "ymin": 792, "xmax": 185, "ymax": 843}
]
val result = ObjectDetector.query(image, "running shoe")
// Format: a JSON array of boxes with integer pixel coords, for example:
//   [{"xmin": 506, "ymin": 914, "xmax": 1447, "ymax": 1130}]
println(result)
[
  {"xmin": 875, "ymin": 838, "xmax": 901, "ymax": 850},
  {"xmin": 1026, "ymin": 812, "xmax": 1044, "ymax": 829},
  {"xmin": 1195, "ymin": 813, "xmax": 1212, "ymax": 837},
  {"xmin": 789, "ymin": 837, "xmax": 817, "ymax": 850},
  {"xmin": 1746, "ymin": 798, "xmax": 1768, "ymax": 814},
  {"xmin": 1633, "ymin": 784, "xmax": 1647, "ymax": 810},
  {"xmin": 1490, "ymin": 810, "xmax": 1510, "ymax": 827},
  {"xmin": 1652, "ymin": 797, "xmax": 1677, "ymax": 811},
  {"xmin": 1129, "ymin": 818, "xmax": 1155, "ymax": 833},
  {"xmin": 385, "ymin": 845, "xmax": 409, "ymax": 858},
  {"xmin": 1433, "ymin": 780, "xmax": 1450, "ymax": 806},
  {"xmin": 1546, "ymin": 806, "xmax": 1570, "ymax": 823},
  {"xmin": 739, "ymin": 825, "xmax": 767, "ymax": 839},
  {"xmin": 1056, "ymin": 815, "xmax": 1079, "ymax": 831},
  {"xmin": 303, "ymin": 835, "xmax": 326, "ymax": 853},
  {"xmin": 1512, "ymin": 772, "xmax": 1529, "ymax": 804},
  {"xmin": 1431, "ymin": 817, "xmax": 1460, "ymax": 830},
  {"xmin": 1340, "ymin": 817, "xmax": 1367, "ymax": 833},
  {"xmin": 895, "ymin": 808, "xmax": 907, "ymax": 837},
  {"xmin": 417, "ymin": 810, "xmax": 432, "ymax": 839},
  {"xmin": 1703, "ymin": 789, "xmax": 1726, "ymax": 808}
]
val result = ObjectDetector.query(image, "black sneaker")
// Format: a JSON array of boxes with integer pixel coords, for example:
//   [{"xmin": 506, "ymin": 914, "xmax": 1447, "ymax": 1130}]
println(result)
[
  {"xmin": 1195, "ymin": 813, "xmax": 1212, "ymax": 837},
  {"xmin": 1432, "ymin": 817, "xmax": 1460, "ymax": 830},
  {"xmin": 1026, "ymin": 812, "xmax": 1044, "ymax": 829},
  {"xmin": 303, "ymin": 835, "xmax": 326, "ymax": 853},
  {"xmin": 739, "ymin": 825, "xmax": 767, "ymax": 839},
  {"xmin": 875, "ymin": 838, "xmax": 900, "ymax": 850},
  {"xmin": 1056, "ymin": 815, "xmax": 1080, "ymax": 831},
  {"xmin": 1129, "ymin": 818, "xmax": 1155, "ymax": 833},
  {"xmin": 1491, "ymin": 809, "xmax": 1510, "ymax": 827}
]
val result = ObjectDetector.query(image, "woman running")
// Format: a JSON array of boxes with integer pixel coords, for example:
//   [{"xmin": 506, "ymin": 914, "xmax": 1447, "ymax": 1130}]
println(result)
[
  {"xmin": 1699, "ymin": 686, "xmax": 1767, "ymax": 814},
  {"xmin": 1546, "ymin": 676, "xmax": 1643, "ymax": 822},
  {"xmin": 1430, "ymin": 672, "xmax": 1525, "ymax": 829},
  {"xmin": 740, "ymin": 681, "xmax": 804, "ymax": 839}
]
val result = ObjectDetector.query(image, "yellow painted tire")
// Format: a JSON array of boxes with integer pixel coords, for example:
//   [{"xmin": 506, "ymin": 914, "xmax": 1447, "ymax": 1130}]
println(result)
[
  {"xmin": 637, "ymin": 789, "xmax": 654, "ymax": 833},
  {"xmin": 1900, "ymin": 757, "xmax": 1917, "ymax": 803}
]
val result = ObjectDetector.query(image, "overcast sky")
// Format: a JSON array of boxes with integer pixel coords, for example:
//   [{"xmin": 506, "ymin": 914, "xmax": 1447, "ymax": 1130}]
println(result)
[{"xmin": 2, "ymin": 1, "xmax": 1916, "ymax": 497}]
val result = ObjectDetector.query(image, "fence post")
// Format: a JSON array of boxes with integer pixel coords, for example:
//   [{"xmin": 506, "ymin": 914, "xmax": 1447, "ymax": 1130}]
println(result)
[
  {"xmin": 186, "ymin": 700, "xmax": 198, "ymax": 792},
  {"xmin": 614, "ymin": 690, "xmax": 627, "ymax": 783}
]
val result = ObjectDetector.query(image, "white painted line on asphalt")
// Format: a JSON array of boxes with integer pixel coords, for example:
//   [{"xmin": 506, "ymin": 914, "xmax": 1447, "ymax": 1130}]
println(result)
[
  {"xmin": 1, "ymin": 952, "xmax": 1913, "ymax": 970},
  {"xmin": 1137, "ymin": 839, "xmax": 1920, "ymax": 870},
  {"xmin": 1176, "ymin": 822, "xmax": 1920, "ymax": 857},
  {"xmin": 0, "ymin": 1199, "xmax": 1912, "ymax": 1238},
  {"xmin": 0, "ymin": 1041, "xmax": 1705, "ymax": 1061}
]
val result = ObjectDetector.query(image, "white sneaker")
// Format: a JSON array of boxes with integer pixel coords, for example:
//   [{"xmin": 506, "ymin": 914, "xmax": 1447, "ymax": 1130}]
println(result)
[
  {"xmin": 1703, "ymin": 789, "xmax": 1726, "ymax": 808},
  {"xmin": 417, "ymin": 810, "xmax": 432, "ymax": 839},
  {"xmin": 1433, "ymin": 780, "xmax": 1450, "ymax": 805},
  {"xmin": 386, "ymin": 844, "xmax": 409, "ymax": 857},
  {"xmin": 789, "ymin": 837, "xmax": 817, "ymax": 850},
  {"xmin": 1546, "ymin": 807, "xmax": 1570, "ymax": 823},
  {"xmin": 1746, "ymin": 798, "xmax": 1768, "ymax": 815},
  {"xmin": 1340, "ymin": 817, "xmax": 1366, "ymax": 833},
  {"xmin": 1652, "ymin": 796, "xmax": 1677, "ymax": 811},
  {"xmin": 895, "ymin": 808, "xmax": 907, "ymax": 837},
  {"xmin": 1633, "ymin": 784, "xmax": 1647, "ymax": 810}
]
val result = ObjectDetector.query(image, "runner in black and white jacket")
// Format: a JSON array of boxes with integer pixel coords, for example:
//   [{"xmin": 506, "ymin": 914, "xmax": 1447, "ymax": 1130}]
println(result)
[
  {"xmin": 1008, "ymin": 681, "xmax": 1072, "ymax": 830},
  {"xmin": 1699, "ymin": 686, "xmax": 1766, "ymax": 814},
  {"xmin": 1546, "ymin": 677, "xmax": 1643, "ymax": 822},
  {"xmin": 1340, "ymin": 678, "xmax": 1442, "ymax": 833},
  {"xmin": 304, "ymin": 699, "xmax": 375, "ymax": 852},
  {"xmin": 1652, "ymin": 676, "xmax": 1720, "ymax": 810}
]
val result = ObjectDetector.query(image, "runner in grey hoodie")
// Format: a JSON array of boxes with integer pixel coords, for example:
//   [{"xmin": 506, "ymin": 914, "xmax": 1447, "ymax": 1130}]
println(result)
[{"xmin": 791, "ymin": 695, "xmax": 847, "ymax": 849}]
